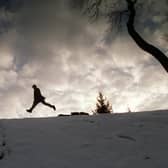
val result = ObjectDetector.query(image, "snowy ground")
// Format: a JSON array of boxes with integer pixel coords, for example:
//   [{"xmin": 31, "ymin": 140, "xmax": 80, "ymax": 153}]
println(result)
[{"xmin": 0, "ymin": 110, "xmax": 168, "ymax": 168}]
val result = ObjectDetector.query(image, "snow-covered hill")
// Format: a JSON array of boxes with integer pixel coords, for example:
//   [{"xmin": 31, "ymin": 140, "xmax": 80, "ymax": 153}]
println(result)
[{"xmin": 1, "ymin": 110, "xmax": 168, "ymax": 168}]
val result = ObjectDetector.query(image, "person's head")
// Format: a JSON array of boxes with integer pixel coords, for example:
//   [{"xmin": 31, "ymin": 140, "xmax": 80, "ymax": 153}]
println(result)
[{"xmin": 32, "ymin": 84, "xmax": 37, "ymax": 89}]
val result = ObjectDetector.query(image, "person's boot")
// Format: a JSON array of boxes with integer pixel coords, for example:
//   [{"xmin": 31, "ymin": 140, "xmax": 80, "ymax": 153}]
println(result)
[{"xmin": 26, "ymin": 109, "xmax": 32, "ymax": 113}]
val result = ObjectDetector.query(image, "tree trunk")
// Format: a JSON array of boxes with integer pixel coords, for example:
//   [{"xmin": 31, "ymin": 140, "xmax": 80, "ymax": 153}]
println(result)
[{"xmin": 126, "ymin": 0, "xmax": 168, "ymax": 72}]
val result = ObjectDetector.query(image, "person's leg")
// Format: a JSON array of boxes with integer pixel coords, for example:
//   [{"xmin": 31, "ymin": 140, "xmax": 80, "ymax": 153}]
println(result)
[
  {"xmin": 27, "ymin": 101, "xmax": 39, "ymax": 113},
  {"xmin": 41, "ymin": 100, "xmax": 56, "ymax": 111}
]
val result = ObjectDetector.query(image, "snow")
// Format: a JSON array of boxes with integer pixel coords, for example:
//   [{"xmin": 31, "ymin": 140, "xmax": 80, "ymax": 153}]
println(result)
[{"xmin": 1, "ymin": 110, "xmax": 168, "ymax": 168}]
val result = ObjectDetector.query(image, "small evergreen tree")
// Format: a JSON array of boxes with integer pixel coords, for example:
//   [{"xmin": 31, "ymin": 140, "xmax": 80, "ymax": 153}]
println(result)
[{"xmin": 93, "ymin": 92, "xmax": 113, "ymax": 114}]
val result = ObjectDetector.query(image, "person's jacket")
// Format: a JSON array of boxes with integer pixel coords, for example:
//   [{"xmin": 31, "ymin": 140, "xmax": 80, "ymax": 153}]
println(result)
[{"xmin": 34, "ymin": 88, "xmax": 45, "ymax": 101}]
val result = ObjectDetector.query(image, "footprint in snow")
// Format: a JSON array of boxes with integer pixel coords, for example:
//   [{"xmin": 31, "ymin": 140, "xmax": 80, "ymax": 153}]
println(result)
[{"xmin": 117, "ymin": 134, "xmax": 136, "ymax": 142}]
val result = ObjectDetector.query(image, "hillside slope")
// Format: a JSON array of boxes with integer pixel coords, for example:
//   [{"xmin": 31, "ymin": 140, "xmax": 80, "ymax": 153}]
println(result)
[{"xmin": 0, "ymin": 111, "xmax": 168, "ymax": 168}]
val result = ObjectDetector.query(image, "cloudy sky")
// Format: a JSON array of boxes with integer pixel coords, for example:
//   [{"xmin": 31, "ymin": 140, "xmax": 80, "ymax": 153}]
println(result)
[{"xmin": 0, "ymin": 0, "xmax": 168, "ymax": 118}]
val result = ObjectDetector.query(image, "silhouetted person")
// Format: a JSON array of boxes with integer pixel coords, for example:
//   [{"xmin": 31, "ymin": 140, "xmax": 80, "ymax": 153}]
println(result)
[{"xmin": 27, "ymin": 84, "xmax": 56, "ymax": 113}]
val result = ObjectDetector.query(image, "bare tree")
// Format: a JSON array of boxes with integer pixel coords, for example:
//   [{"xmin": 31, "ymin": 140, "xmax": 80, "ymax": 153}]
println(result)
[
  {"xmin": 71, "ymin": 0, "xmax": 168, "ymax": 72},
  {"xmin": 125, "ymin": 0, "xmax": 168, "ymax": 72}
]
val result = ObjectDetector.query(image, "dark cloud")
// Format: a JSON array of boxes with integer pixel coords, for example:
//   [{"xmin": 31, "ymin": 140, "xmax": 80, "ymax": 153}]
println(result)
[
  {"xmin": 0, "ymin": 0, "xmax": 22, "ymax": 34},
  {"xmin": 0, "ymin": 0, "xmax": 22, "ymax": 12}
]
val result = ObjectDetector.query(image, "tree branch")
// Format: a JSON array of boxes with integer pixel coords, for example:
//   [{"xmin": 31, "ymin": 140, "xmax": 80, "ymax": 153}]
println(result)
[{"xmin": 126, "ymin": 0, "xmax": 168, "ymax": 72}]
